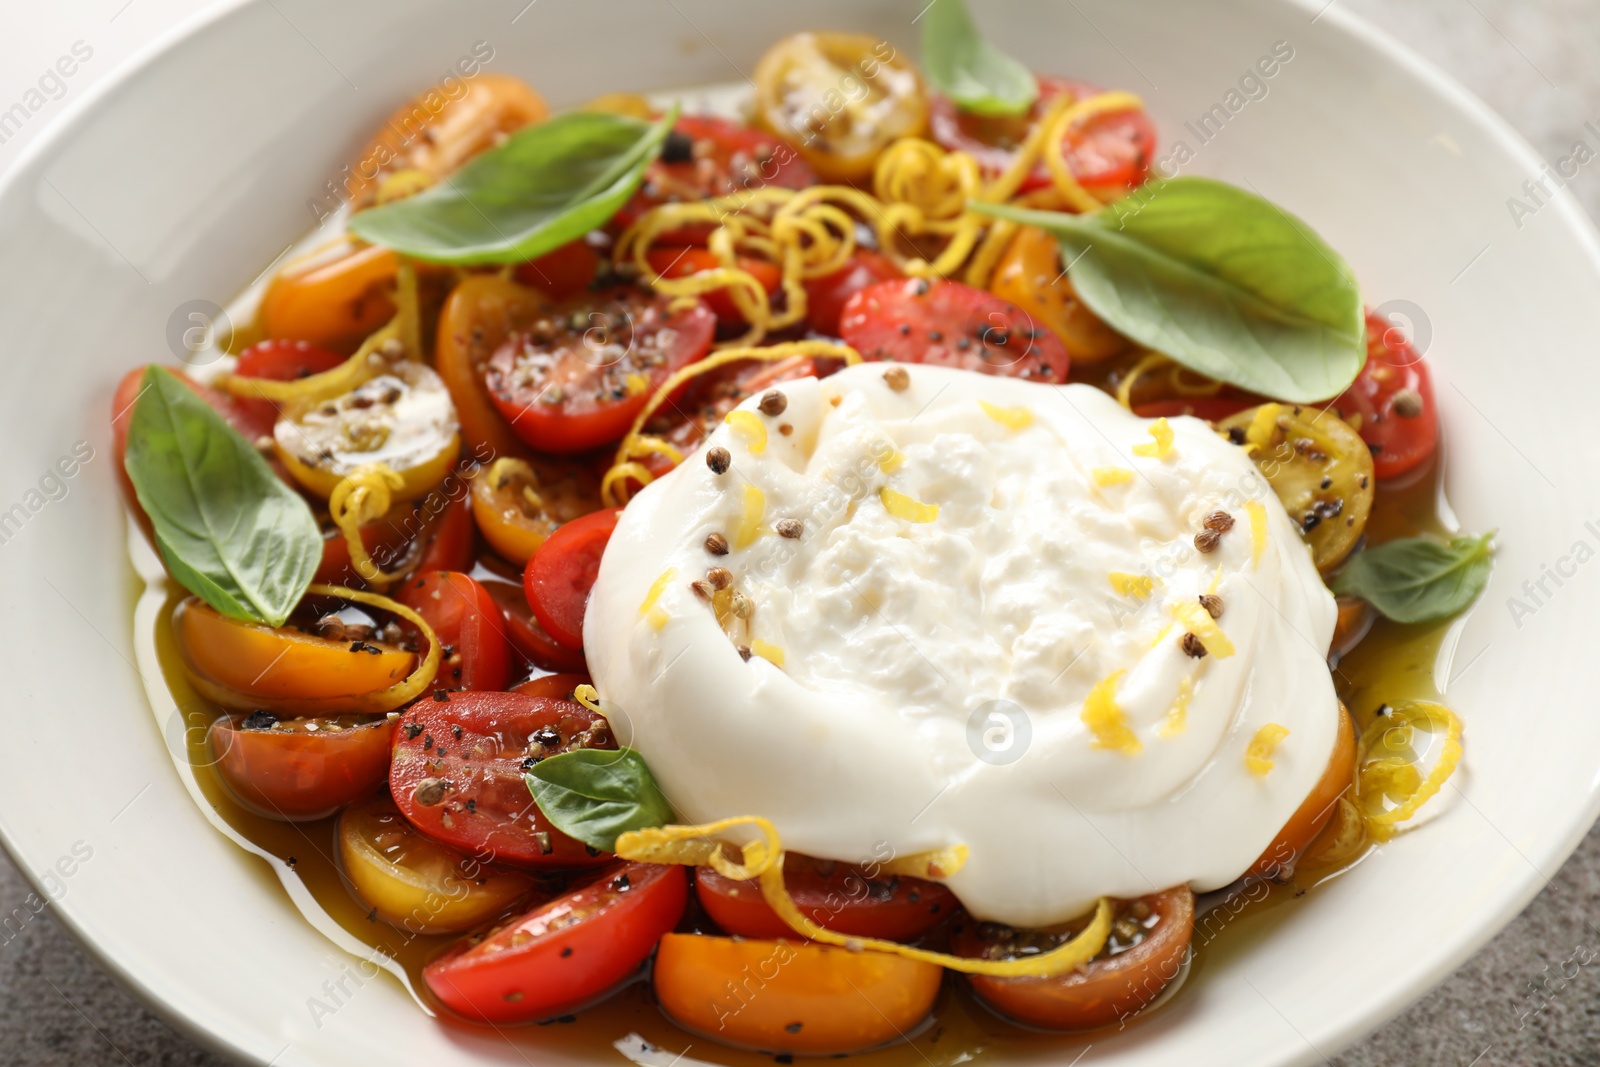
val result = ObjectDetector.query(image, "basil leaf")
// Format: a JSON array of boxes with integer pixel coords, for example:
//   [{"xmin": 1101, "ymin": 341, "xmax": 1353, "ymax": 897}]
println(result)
[
  {"xmin": 921, "ymin": 0, "xmax": 1038, "ymax": 117},
  {"xmin": 123, "ymin": 366, "xmax": 320, "ymax": 628},
  {"xmin": 973, "ymin": 178, "xmax": 1367, "ymax": 402},
  {"xmin": 1332, "ymin": 532, "xmax": 1495, "ymax": 625},
  {"xmin": 349, "ymin": 108, "xmax": 677, "ymax": 265},
  {"xmin": 526, "ymin": 747, "xmax": 674, "ymax": 853}
]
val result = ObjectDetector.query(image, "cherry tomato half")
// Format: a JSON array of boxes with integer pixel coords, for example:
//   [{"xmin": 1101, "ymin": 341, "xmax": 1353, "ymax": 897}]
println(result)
[
  {"xmin": 234, "ymin": 338, "xmax": 346, "ymax": 382},
  {"xmin": 511, "ymin": 672, "xmax": 592, "ymax": 701},
  {"xmin": 390, "ymin": 691, "xmax": 614, "ymax": 867},
  {"xmin": 953, "ymin": 887, "xmax": 1194, "ymax": 1032},
  {"xmin": 435, "ymin": 275, "xmax": 550, "ymax": 462},
  {"xmin": 209, "ymin": 712, "xmax": 393, "ymax": 822},
  {"xmin": 803, "ymin": 250, "xmax": 903, "ymax": 338},
  {"xmin": 481, "ymin": 578, "xmax": 589, "ymax": 674},
  {"xmin": 174, "ymin": 597, "xmax": 415, "ymax": 712},
  {"xmin": 613, "ymin": 115, "xmax": 815, "ymax": 234},
  {"xmin": 260, "ymin": 241, "xmax": 398, "ymax": 354},
  {"xmin": 339, "ymin": 795, "xmax": 540, "ymax": 936},
  {"xmin": 483, "ymin": 287, "xmax": 715, "ymax": 454},
  {"xmin": 645, "ymin": 247, "xmax": 782, "ymax": 327},
  {"xmin": 654, "ymin": 934, "xmax": 942, "ymax": 1054},
  {"xmin": 523, "ymin": 507, "xmax": 621, "ymax": 652},
  {"xmin": 930, "ymin": 75, "xmax": 1156, "ymax": 196},
  {"xmin": 640, "ymin": 356, "xmax": 819, "ymax": 480},
  {"xmin": 753, "ymin": 33, "xmax": 928, "ymax": 183},
  {"xmin": 988, "ymin": 226, "xmax": 1126, "ymax": 363},
  {"xmin": 396, "ymin": 571, "xmax": 512, "ymax": 692},
  {"xmin": 840, "ymin": 278, "xmax": 1070, "ymax": 381},
  {"xmin": 1330, "ymin": 309, "xmax": 1439, "ymax": 479},
  {"xmin": 425, "ymin": 862, "xmax": 687, "ymax": 1024},
  {"xmin": 696, "ymin": 853, "xmax": 955, "ymax": 942},
  {"xmin": 314, "ymin": 473, "xmax": 476, "ymax": 587},
  {"xmin": 469, "ymin": 457, "xmax": 603, "ymax": 565}
]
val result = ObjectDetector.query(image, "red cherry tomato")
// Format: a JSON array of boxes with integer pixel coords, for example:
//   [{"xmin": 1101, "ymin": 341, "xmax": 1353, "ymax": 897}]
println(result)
[
  {"xmin": 645, "ymin": 247, "xmax": 782, "ymax": 326},
  {"xmin": 208, "ymin": 713, "xmax": 394, "ymax": 822},
  {"xmin": 513, "ymin": 237, "xmax": 601, "ymax": 299},
  {"xmin": 612, "ymin": 115, "xmax": 816, "ymax": 235},
  {"xmin": 929, "ymin": 76, "xmax": 1156, "ymax": 195},
  {"xmin": 802, "ymin": 250, "xmax": 903, "ymax": 337},
  {"xmin": 233, "ymin": 338, "xmax": 345, "ymax": 382},
  {"xmin": 314, "ymin": 482, "xmax": 476, "ymax": 587},
  {"xmin": 483, "ymin": 287, "xmax": 716, "ymax": 454},
  {"xmin": 424, "ymin": 861, "xmax": 687, "ymax": 1024},
  {"xmin": 840, "ymin": 278, "xmax": 1070, "ymax": 381},
  {"xmin": 1331, "ymin": 309, "xmax": 1439, "ymax": 479},
  {"xmin": 396, "ymin": 571, "xmax": 512, "ymax": 692},
  {"xmin": 523, "ymin": 508, "xmax": 621, "ymax": 653},
  {"xmin": 481, "ymin": 578, "xmax": 589, "ymax": 674},
  {"xmin": 1132, "ymin": 397, "xmax": 1256, "ymax": 421},
  {"xmin": 639, "ymin": 356, "xmax": 819, "ymax": 480},
  {"xmin": 511, "ymin": 672, "xmax": 592, "ymax": 700},
  {"xmin": 390, "ymin": 691, "xmax": 614, "ymax": 867},
  {"xmin": 696, "ymin": 853, "xmax": 956, "ymax": 942}
]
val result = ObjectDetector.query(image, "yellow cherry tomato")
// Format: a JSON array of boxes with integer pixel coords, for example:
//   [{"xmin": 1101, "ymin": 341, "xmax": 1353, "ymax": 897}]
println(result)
[
  {"xmin": 346, "ymin": 73, "xmax": 549, "ymax": 209},
  {"xmin": 338, "ymin": 796, "xmax": 536, "ymax": 935},
  {"xmin": 754, "ymin": 32, "xmax": 927, "ymax": 182},
  {"xmin": 260, "ymin": 241, "xmax": 398, "ymax": 354},
  {"xmin": 174, "ymin": 597, "xmax": 415, "ymax": 711},
  {"xmin": 275, "ymin": 361, "xmax": 461, "ymax": 500},
  {"xmin": 470, "ymin": 457, "xmax": 603, "ymax": 565},
  {"xmin": 653, "ymin": 934, "xmax": 942, "ymax": 1055},
  {"xmin": 989, "ymin": 226, "xmax": 1127, "ymax": 363}
]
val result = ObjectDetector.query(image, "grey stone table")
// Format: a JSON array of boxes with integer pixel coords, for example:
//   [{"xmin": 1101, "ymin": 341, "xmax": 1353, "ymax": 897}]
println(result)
[{"xmin": 2, "ymin": 0, "xmax": 1597, "ymax": 1063}]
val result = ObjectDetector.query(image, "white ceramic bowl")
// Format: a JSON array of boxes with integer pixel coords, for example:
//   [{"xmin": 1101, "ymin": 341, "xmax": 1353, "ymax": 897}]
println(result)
[{"xmin": 1, "ymin": 1, "xmax": 1596, "ymax": 1064}]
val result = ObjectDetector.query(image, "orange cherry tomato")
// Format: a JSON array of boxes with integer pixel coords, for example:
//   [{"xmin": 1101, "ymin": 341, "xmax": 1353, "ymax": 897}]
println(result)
[
  {"xmin": 260, "ymin": 241, "xmax": 398, "ymax": 354},
  {"xmin": 514, "ymin": 238, "xmax": 602, "ymax": 300},
  {"xmin": 396, "ymin": 571, "xmax": 512, "ymax": 692},
  {"xmin": 469, "ymin": 457, "xmax": 603, "ymax": 565},
  {"xmin": 696, "ymin": 853, "xmax": 955, "ymax": 942},
  {"xmin": 173, "ymin": 597, "xmax": 415, "ymax": 712},
  {"xmin": 346, "ymin": 73, "xmax": 549, "ymax": 209},
  {"xmin": 645, "ymin": 248, "xmax": 782, "ymax": 327},
  {"xmin": 988, "ymin": 226, "xmax": 1127, "ymax": 363},
  {"xmin": 1248, "ymin": 703, "xmax": 1356, "ymax": 879},
  {"xmin": 209, "ymin": 712, "xmax": 393, "ymax": 821},
  {"xmin": 953, "ymin": 887, "xmax": 1194, "ymax": 1031},
  {"xmin": 425, "ymin": 862, "xmax": 686, "ymax": 1024},
  {"xmin": 435, "ymin": 274, "xmax": 550, "ymax": 462},
  {"xmin": 753, "ymin": 33, "xmax": 928, "ymax": 183},
  {"xmin": 653, "ymin": 934, "xmax": 943, "ymax": 1054}
]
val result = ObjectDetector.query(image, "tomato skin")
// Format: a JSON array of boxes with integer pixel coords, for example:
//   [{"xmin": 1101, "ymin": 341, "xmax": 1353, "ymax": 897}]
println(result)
[
  {"xmin": 1248, "ymin": 704, "xmax": 1356, "ymax": 878},
  {"xmin": 988, "ymin": 226, "xmax": 1126, "ymax": 363},
  {"xmin": 234, "ymin": 338, "xmax": 345, "ymax": 382},
  {"xmin": 930, "ymin": 75, "xmax": 1156, "ymax": 195},
  {"xmin": 481, "ymin": 578, "xmax": 589, "ymax": 674},
  {"xmin": 954, "ymin": 887, "xmax": 1195, "ymax": 1032},
  {"xmin": 514, "ymin": 238, "xmax": 601, "ymax": 300},
  {"xmin": 1330, "ymin": 309, "xmax": 1439, "ymax": 479},
  {"xmin": 484, "ymin": 288, "xmax": 716, "ymax": 454},
  {"xmin": 645, "ymin": 248, "xmax": 782, "ymax": 326},
  {"xmin": 696, "ymin": 854, "xmax": 955, "ymax": 942},
  {"xmin": 209, "ymin": 713, "xmax": 394, "ymax": 822},
  {"xmin": 654, "ymin": 934, "xmax": 943, "ymax": 1054},
  {"xmin": 390, "ymin": 691, "xmax": 613, "ymax": 868},
  {"xmin": 613, "ymin": 115, "xmax": 815, "ymax": 235},
  {"xmin": 840, "ymin": 278, "xmax": 1071, "ymax": 381},
  {"xmin": 523, "ymin": 508, "xmax": 621, "ymax": 652},
  {"xmin": 802, "ymin": 251, "xmax": 903, "ymax": 337},
  {"xmin": 425, "ymin": 862, "xmax": 687, "ymax": 1024},
  {"xmin": 511, "ymin": 672, "xmax": 592, "ymax": 700},
  {"xmin": 396, "ymin": 571, "xmax": 512, "ymax": 692}
]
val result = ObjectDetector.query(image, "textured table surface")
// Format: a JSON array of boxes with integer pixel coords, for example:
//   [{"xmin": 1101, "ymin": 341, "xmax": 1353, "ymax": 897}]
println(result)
[{"xmin": 2, "ymin": 0, "xmax": 1597, "ymax": 1064}]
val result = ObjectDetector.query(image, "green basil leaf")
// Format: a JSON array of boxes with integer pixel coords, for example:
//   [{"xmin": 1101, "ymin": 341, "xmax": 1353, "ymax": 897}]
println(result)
[
  {"xmin": 921, "ymin": 0, "xmax": 1038, "ymax": 117},
  {"xmin": 123, "ymin": 366, "xmax": 320, "ymax": 628},
  {"xmin": 348, "ymin": 107, "xmax": 677, "ymax": 265},
  {"xmin": 526, "ymin": 747, "xmax": 674, "ymax": 853},
  {"xmin": 973, "ymin": 178, "xmax": 1367, "ymax": 402},
  {"xmin": 1331, "ymin": 532, "xmax": 1495, "ymax": 625}
]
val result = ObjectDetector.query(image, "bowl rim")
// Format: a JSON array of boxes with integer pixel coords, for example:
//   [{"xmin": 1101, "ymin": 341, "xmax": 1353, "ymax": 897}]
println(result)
[{"xmin": 3, "ymin": 1, "xmax": 1599, "ymax": 1064}]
